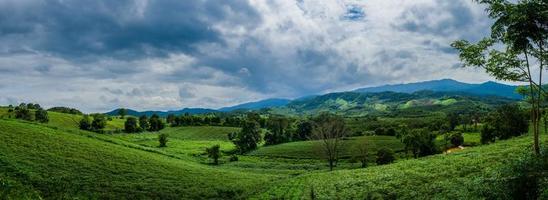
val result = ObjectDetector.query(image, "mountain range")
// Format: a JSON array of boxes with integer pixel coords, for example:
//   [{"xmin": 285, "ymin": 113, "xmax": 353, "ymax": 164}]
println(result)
[{"xmin": 105, "ymin": 79, "xmax": 522, "ymax": 116}]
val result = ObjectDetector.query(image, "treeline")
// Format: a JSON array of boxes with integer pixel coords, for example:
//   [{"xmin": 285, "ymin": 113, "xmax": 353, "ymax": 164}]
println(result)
[
  {"xmin": 47, "ymin": 106, "xmax": 83, "ymax": 115},
  {"xmin": 5, "ymin": 103, "xmax": 48, "ymax": 123}
]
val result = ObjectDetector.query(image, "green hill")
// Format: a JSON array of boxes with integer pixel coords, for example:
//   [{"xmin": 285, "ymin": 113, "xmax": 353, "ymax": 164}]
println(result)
[
  {"xmin": 250, "ymin": 136, "xmax": 404, "ymax": 159},
  {"xmin": 0, "ymin": 119, "xmax": 277, "ymax": 199},
  {"xmin": 255, "ymin": 135, "xmax": 547, "ymax": 199}
]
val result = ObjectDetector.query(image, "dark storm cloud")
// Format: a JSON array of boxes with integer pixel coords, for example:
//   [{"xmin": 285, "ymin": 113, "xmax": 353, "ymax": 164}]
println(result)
[{"xmin": 0, "ymin": 0, "xmax": 260, "ymax": 59}]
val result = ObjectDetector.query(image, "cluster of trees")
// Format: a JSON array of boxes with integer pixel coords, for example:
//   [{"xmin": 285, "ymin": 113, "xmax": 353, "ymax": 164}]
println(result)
[
  {"xmin": 124, "ymin": 114, "xmax": 165, "ymax": 133},
  {"xmin": 79, "ymin": 114, "xmax": 107, "ymax": 132},
  {"xmin": 481, "ymin": 104, "xmax": 529, "ymax": 144},
  {"xmin": 8, "ymin": 103, "xmax": 49, "ymax": 123},
  {"xmin": 166, "ymin": 114, "xmax": 222, "ymax": 127},
  {"xmin": 47, "ymin": 107, "xmax": 83, "ymax": 115}
]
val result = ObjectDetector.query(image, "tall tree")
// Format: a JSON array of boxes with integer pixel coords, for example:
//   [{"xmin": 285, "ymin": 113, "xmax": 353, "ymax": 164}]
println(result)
[
  {"xmin": 139, "ymin": 115, "xmax": 149, "ymax": 131},
  {"xmin": 124, "ymin": 117, "xmax": 139, "ymax": 133},
  {"xmin": 451, "ymin": 0, "xmax": 548, "ymax": 155},
  {"xmin": 231, "ymin": 120, "xmax": 262, "ymax": 154},
  {"xmin": 312, "ymin": 113, "xmax": 348, "ymax": 171}
]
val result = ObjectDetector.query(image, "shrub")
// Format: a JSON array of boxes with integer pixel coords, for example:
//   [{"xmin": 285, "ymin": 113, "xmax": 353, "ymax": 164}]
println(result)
[
  {"xmin": 79, "ymin": 115, "xmax": 92, "ymax": 130},
  {"xmin": 449, "ymin": 132, "xmax": 464, "ymax": 147},
  {"xmin": 148, "ymin": 114, "xmax": 165, "ymax": 132},
  {"xmin": 34, "ymin": 108, "xmax": 49, "ymax": 123},
  {"xmin": 376, "ymin": 148, "xmax": 395, "ymax": 165},
  {"xmin": 229, "ymin": 155, "xmax": 238, "ymax": 162},
  {"xmin": 206, "ymin": 144, "xmax": 221, "ymax": 165},
  {"xmin": 91, "ymin": 115, "xmax": 107, "ymax": 131},
  {"xmin": 158, "ymin": 133, "xmax": 168, "ymax": 147},
  {"xmin": 481, "ymin": 124, "xmax": 496, "ymax": 144},
  {"xmin": 124, "ymin": 117, "xmax": 139, "ymax": 133},
  {"xmin": 15, "ymin": 107, "xmax": 32, "ymax": 121}
]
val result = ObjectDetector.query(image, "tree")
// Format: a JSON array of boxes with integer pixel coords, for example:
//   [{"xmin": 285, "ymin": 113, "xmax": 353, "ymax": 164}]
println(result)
[
  {"xmin": 79, "ymin": 115, "xmax": 92, "ymax": 130},
  {"xmin": 124, "ymin": 117, "xmax": 139, "ymax": 133},
  {"xmin": 158, "ymin": 133, "xmax": 168, "ymax": 147},
  {"xmin": 481, "ymin": 104, "xmax": 529, "ymax": 143},
  {"xmin": 166, "ymin": 114, "xmax": 176, "ymax": 126},
  {"xmin": 353, "ymin": 139, "xmax": 371, "ymax": 168},
  {"xmin": 446, "ymin": 113, "xmax": 460, "ymax": 131},
  {"xmin": 148, "ymin": 114, "xmax": 165, "ymax": 132},
  {"xmin": 34, "ymin": 108, "xmax": 49, "ymax": 123},
  {"xmin": 231, "ymin": 120, "xmax": 261, "ymax": 154},
  {"xmin": 91, "ymin": 115, "xmax": 107, "ymax": 131},
  {"xmin": 139, "ymin": 115, "xmax": 149, "ymax": 131},
  {"xmin": 15, "ymin": 106, "xmax": 32, "ymax": 121},
  {"xmin": 312, "ymin": 113, "xmax": 348, "ymax": 171},
  {"xmin": 451, "ymin": 0, "xmax": 548, "ymax": 155},
  {"xmin": 264, "ymin": 116, "xmax": 291, "ymax": 145},
  {"xmin": 206, "ymin": 144, "xmax": 221, "ymax": 165},
  {"xmin": 402, "ymin": 129, "xmax": 438, "ymax": 158},
  {"xmin": 376, "ymin": 148, "xmax": 395, "ymax": 165},
  {"xmin": 118, "ymin": 108, "xmax": 127, "ymax": 119},
  {"xmin": 449, "ymin": 132, "xmax": 464, "ymax": 147},
  {"xmin": 295, "ymin": 120, "xmax": 313, "ymax": 141}
]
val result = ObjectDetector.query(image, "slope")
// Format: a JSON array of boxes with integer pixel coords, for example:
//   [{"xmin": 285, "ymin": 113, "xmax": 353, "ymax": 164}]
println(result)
[
  {"xmin": 0, "ymin": 119, "xmax": 277, "ymax": 199},
  {"xmin": 256, "ymin": 135, "xmax": 547, "ymax": 199}
]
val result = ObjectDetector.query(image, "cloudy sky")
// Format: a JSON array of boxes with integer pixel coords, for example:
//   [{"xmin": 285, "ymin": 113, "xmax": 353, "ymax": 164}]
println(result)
[{"xmin": 0, "ymin": 0, "xmax": 497, "ymax": 112}]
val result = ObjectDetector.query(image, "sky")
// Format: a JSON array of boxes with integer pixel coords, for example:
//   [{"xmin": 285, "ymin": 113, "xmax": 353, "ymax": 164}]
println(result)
[{"xmin": 0, "ymin": 0, "xmax": 498, "ymax": 112}]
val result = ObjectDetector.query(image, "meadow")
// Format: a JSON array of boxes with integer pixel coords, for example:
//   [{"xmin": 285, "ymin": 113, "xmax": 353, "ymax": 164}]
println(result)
[{"xmin": 0, "ymin": 108, "xmax": 546, "ymax": 199}]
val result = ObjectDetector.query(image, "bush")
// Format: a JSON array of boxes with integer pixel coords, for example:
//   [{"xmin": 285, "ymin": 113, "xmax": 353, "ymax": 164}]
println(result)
[
  {"xmin": 79, "ymin": 115, "xmax": 92, "ymax": 130},
  {"xmin": 124, "ymin": 117, "xmax": 139, "ymax": 133},
  {"xmin": 481, "ymin": 124, "xmax": 496, "ymax": 144},
  {"xmin": 15, "ymin": 107, "xmax": 32, "ymax": 121},
  {"xmin": 376, "ymin": 148, "xmax": 395, "ymax": 165},
  {"xmin": 229, "ymin": 155, "xmax": 238, "ymax": 162},
  {"xmin": 449, "ymin": 132, "xmax": 464, "ymax": 147},
  {"xmin": 148, "ymin": 114, "xmax": 165, "ymax": 132},
  {"xmin": 158, "ymin": 133, "xmax": 168, "ymax": 147},
  {"xmin": 34, "ymin": 108, "xmax": 49, "ymax": 123},
  {"xmin": 91, "ymin": 115, "xmax": 107, "ymax": 131},
  {"xmin": 206, "ymin": 144, "xmax": 221, "ymax": 165}
]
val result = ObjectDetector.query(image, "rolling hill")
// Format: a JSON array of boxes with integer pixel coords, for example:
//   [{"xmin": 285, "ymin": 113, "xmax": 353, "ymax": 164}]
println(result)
[
  {"xmin": 105, "ymin": 108, "xmax": 219, "ymax": 117},
  {"xmin": 281, "ymin": 90, "xmax": 516, "ymax": 116}
]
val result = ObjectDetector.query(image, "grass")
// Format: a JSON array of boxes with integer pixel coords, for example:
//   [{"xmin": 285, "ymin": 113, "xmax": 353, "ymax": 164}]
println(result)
[
  {"xmin": 0, "ymin": 119, "xmax": 278, "ymax": 199},
  {"xmin": 249, "ymin": 136, "xmax": 404, "ymax": 159},
  {"xmin": 255, "ymin": 134, "xmax": 547, "ymax": 199},
  {"xmin": 1, "ymin": 108, "xmax": 545, "ymax": 199}
]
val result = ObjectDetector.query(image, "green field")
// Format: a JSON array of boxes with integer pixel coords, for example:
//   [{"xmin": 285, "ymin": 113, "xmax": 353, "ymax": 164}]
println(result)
[
  {"xmin": 250, "ymin": 136, "xmax": 404, "ymax": 159},
  {"xmin": 0, "ymin": 110, "xmax": 546, "ymax": 199}
]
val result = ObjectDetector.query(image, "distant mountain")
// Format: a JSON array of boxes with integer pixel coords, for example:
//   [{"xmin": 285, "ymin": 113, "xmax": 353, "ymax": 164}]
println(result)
[
  {"xmin": 106, "ymin": 108, "xmax": 219, "ymax": 117},
  {"xmin": 278, "ymin": 90, "xmax": 517, "ymax": 116},
  {"xmin": 354, "ymin": 79, "xmax": 522, "ymax": 99},
  {"xmin": 219, "ymin": 98, "xmax": 291, "ymax": 112}
]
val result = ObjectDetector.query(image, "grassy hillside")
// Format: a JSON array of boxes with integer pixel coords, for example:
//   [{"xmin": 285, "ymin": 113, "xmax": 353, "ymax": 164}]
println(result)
[
  {"xmin": 250, "ymin": 136, "xmax": 404, "ymax": 159},
  {"xmin": 0, "ymin": 119, "xmax": 277, "ymax": 199},
  {"xmin": 255, "ymin": 135, "xmax": 547, "ymax": 199}
]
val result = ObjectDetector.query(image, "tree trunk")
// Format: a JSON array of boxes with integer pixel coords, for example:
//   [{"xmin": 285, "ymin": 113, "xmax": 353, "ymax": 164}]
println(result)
[{"xmin": 329, "ymin": 159, "xmax": 334, "ymax": 171}]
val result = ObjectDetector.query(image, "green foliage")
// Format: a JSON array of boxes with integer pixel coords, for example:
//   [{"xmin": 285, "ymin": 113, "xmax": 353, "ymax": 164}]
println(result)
[
  {"xmin": 482, "ymin": 104, "xmax": 529, "ymax": 144},
  {"xmin": 91, "ymin": 115, "xmax": 107, "ymax": 131},
  {"xmin": 158, "ymin": 133, "xmax": 168, "ymax": 147},
  {"xmin": 375, "ymin": 147, "xmax": 395, "ymax": 165},
  {"xmin": 295, "ymin": 120, "xmax": 313, "ymax": 141},
  {"xmin": 232, "ymin": 121, "xmax": 261, "ymax": 154},
  {"xmin": 402, "ymin": 128, "xmax": 439, "ymax": 158},
  {"xmin": 34, "ymin": 108, "xmax": 49, "ymax": 123},
  {"xmin": 47, "ymin": 107, "xmax": 82, "ymax": 115},
  {"xmin": 449, "ymin": 132, "xmax": 464, "ymax": 147},
  {"xmin": 124, "ymin": 117, "xmax": 139, "ymax": 133},
  {"xmin": 14, "ymin": 106, "xmax": 32, "ymax": 121},
  {"xmin": 79, "ymin": 115, "xmax": 92, "ymax": 131},
  {"xmin": 264, "ymin": 116, "xmax": 292, "ymax": 145},
  {"xmin": 139, "ymin": 115, "xmax": 149, "ymax": 131},
  {"xmin": 148, "ymin": 114, "xmax": 165, "ymax": 132},
  {"xmin": 206, "ymin": 144, "xmax": 221, "ymax": 165}
]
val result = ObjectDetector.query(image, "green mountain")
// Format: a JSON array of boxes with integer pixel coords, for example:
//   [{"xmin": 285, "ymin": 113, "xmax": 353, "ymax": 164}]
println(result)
[{"xmin": 276, "ymin": 90, "xmax": 516, "ymax": 116}]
